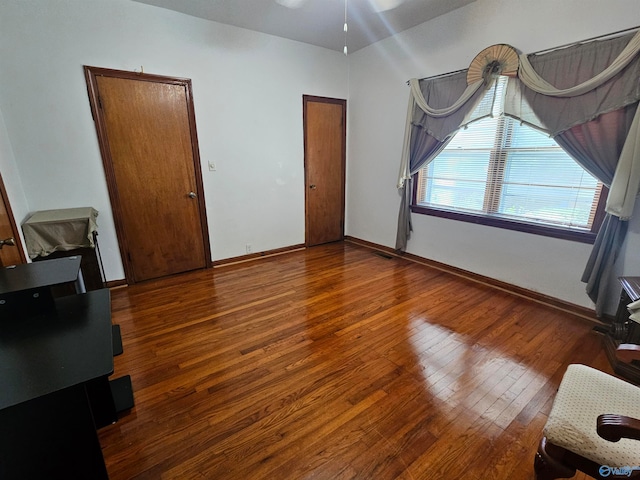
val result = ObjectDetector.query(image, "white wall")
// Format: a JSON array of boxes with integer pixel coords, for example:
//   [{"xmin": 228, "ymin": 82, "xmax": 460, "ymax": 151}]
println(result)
[
  {"xmin": 0, "ymin": 105, "xmax": 29, "ymax": 256},
  {"xmin": 346, "ymin": 0, "xmax": 640, "ymax": 313},
  {"xmin": 0, "ymin": 0, "xmax": 347, "ymax": 281}
]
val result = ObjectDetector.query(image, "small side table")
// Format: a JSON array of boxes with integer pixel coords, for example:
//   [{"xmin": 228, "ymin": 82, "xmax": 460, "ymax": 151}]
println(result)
[
  {"xmin": 22, "ymin": 207, "xmax": 105, "ymax": 291},
  {"xmin": 617, "ymin": 277, "xmax": 640, "ymax": 342},
  {"xmin": 603, "ymin": 276, "xmax": 640, "ymax": 384}
]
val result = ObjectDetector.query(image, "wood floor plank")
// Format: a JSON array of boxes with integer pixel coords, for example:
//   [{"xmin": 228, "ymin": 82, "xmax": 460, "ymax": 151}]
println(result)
[{"xmin": 100, "ymin": 242, "xmax": 615, "ymax": 479}]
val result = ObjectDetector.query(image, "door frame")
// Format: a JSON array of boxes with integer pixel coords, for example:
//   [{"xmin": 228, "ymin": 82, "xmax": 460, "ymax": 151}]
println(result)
[
  {"xmin": 302, "ymin": 95, "xmax": 347, "ymax": 246},
  {"xmin": 0, "ymin": 171, "xmax": 27, "ymax": 266},
  {"xmin": 84, "ymin": 66, "xmax": 211, "ymax": 284}
]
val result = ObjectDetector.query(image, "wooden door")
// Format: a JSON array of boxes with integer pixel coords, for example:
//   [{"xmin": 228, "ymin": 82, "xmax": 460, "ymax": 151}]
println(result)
[
  {"xmin": 0, "ymin": 172, "xmax": 26, "ymax": 267},
  {"xmin": 303, "ymin": 96, "xmax": 346, "ymax": 246},
  {"xmin": 85, "ymin": 67, "xmax": 210, "ymax": 283}
]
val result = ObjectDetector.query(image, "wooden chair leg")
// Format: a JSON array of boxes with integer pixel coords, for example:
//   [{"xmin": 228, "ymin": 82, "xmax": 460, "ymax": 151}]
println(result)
[{"xmin": 534, "ymin": 437, "xmax": 576, "ymax": 480}]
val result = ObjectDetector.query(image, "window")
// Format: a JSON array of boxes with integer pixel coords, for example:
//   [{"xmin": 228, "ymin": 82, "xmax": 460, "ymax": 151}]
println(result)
[{"xmin": 412, "ymin": 77, "xmax": 605, "ymax": 243}]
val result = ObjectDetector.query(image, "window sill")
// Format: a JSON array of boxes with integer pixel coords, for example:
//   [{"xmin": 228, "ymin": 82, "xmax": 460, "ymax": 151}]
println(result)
[{"xmin": 410, "ymin": 204, "xmax": 597, "ymax": 244}]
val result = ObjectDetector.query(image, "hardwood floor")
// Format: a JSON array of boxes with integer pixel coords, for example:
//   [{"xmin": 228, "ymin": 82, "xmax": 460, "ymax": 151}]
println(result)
[{"xmin": 100, "ymin": 242, "xmax": 610, "ymax": 479}]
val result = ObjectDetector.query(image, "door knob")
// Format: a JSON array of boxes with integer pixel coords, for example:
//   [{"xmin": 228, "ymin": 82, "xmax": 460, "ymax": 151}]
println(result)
[
  {"xmin": 188, "ymin": 192, "xmax": 197, "ymax": 199},
  {"xmin": 0, "ymin": 237, "xmax": 15, "ymax": 249},
  {"xmin": 310, "ymin": 184, "xmax": 317, "ymax": 190}
]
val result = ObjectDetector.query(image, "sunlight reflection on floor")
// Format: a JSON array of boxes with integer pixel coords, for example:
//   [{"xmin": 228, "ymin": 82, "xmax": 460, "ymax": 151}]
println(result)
[{"xmin": 406, "ymin": 319, "xmax": 553, "ymax": 431}]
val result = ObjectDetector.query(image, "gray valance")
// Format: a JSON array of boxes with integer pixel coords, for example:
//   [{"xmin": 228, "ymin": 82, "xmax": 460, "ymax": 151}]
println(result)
[
  {"xmin": 505, "ymin": 32, "xmax": 640, "ymax": 137},
  {"xmin": 518, "ymin": 31, "xmax": 640, "ymax": 100},
  {"xmin": 397, "ymin": 72, "xmax": 492, "ymax": 189}
]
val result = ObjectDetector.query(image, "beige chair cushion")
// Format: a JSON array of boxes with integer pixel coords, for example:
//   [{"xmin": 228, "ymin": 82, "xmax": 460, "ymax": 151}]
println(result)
[{"xmin": 544, "ymin": 364, "xmax": 640, "ymax": 467}]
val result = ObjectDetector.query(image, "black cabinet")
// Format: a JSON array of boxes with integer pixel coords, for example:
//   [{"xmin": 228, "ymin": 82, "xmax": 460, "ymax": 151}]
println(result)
[
  {"xmin": 0, "ymin": 259, "xmax": 134, "ymax": 479},
  {"xmin": 0, "ymin": 256, "xmax": 84, "ymax": 316}
]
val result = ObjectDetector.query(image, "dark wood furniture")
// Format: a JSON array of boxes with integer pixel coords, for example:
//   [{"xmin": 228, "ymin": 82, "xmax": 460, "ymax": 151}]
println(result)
[
  {"xmin": 603, "ymin": 276, "xmax": 640, "ymax": 384},
  {"xmin": 535, "ymin": 430, "xmax": 640, "ymax": 479},
  {"xmin": 0, "ymin": 259, "xmax": 133, "ymax": 479},
  {"xmin": 0, "ymin": 290, "xmax": 113, "ymax": 479},
  {"xmin": 0, "ymin": 256, "xmax": 85, "ymax": 315}
]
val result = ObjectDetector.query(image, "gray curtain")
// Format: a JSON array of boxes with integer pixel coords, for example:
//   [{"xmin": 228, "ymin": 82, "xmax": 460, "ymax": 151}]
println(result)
[
  {"xmin": 396, "ymin": 178, "xmax": 413, "ymax": 252},
  {"xmin": 554, "ymin": 106, "xmax": 638, "ymax": 185},
  {"xmin": 556, "ymin": 106, "xmax": 638, "ymax": 315},
  {"xmin": 582, "ymin": 214, "xmax": 629, "ymax": 316},
  {"xmin": 395, "ymin": 71, "xmax": 492, "ymax": 250},
  {"xmin": 507, "ymin": 32, "xmax": 640, "ymax": 316},
  {"xmin": 395, "ymin": 136, "xmax": 449, "ymax": 251}
]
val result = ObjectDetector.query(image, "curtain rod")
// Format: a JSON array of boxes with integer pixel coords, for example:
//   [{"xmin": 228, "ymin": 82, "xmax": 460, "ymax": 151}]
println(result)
[
  {"xmin": 405, "ymin": 68, "xmax": 466, "ymax": 85},
  {"xmin": 406, "ymin": 24, "xmax": 640, "ymax": 85},
  {"xmin": 531, "ymin": 24, "xmax": 640, "ymax": 56}
]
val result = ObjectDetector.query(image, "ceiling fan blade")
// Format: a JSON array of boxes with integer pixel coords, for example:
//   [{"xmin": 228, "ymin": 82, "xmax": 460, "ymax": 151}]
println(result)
[
  {"xmin": 275, "ymin": 0, "xmax": 407, "ymax": 12},
  {"xmin": 274, "ymin": 0, "xmax": 308, "ymax": 8},
  {"xmin": 369, "ymin": 0, "xmax": 407, "ymax": 12}
]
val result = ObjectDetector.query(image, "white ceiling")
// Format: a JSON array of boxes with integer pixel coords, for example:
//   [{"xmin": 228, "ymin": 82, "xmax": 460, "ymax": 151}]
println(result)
[{"xmin": 132, "ymin": 0, "xmax": 477, "ymax": 53}]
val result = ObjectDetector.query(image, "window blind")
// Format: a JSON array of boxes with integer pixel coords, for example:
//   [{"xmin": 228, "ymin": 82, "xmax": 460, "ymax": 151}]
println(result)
[{"xmin": 416, "ymin": 77, "xmax": 603, "ymax": 231}]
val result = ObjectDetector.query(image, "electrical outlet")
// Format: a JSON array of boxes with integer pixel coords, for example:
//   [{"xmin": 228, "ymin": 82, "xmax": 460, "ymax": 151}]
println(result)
[{"xmin": 246, "ymin": 244, "xmax": 252, "ymax": 254}]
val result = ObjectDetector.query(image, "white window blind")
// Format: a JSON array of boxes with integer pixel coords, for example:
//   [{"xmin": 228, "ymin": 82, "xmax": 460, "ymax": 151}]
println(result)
[{"xmin": 415, "ymin": 77, "xmax": 603, "ymax": 232}]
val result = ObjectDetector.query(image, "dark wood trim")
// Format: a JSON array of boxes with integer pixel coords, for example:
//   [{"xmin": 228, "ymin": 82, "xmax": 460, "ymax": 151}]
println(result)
[
  {"xmin": 105, "ymin": 279, "xmax": 128, "ymax": 289},
  {"xmin": 344, "ymin": 235, "xmax": 602, "ymax": 324},
  {"xmin": 106, "ymin": 236, "xmax": 601, "ymax": 324},
  {"xmin": 83, "ymin": 66, "xmax": 212, "ymax": 284},
  {"xmin": 0, "ymin": 171, "xmax": 27, "ymax": 264},
  {"xmin": 303, "ymin": 95, "xmax": 347, "ymax": 247},
  {"xmin": 212, "ymin": 244, "xmax": 306, "ymax": 268},
  {"xmin": 105, "ymin": 245, "xmax": 306, "ymax": 281},
  {"xmin": 598, "ymin": 413, "xmax": 640, "ymax": 442},
  {"xmin": 603, "ymin": 335, "xmax": 640, "ymax": 385},
  {"xmin": 410, "ymin": 204, "xmax": 598, "ymax": 244},
  {"xmin": 84, "ymin": 67, "xmax": 132, "ymax": 281},
  {"xmin": 592, "ymin": 185, "xmax": 609, "ymax": 234},
  {"xmin": 181, "ymin": 73, "xmax": 211, "ymax": 269},
  {"xmin": 302, "ymin": 95, "xmax": 348, "ymax": 107},
  {"xmin": 410, "ymin": 163, "xmax": 609, "ymax": 245}
]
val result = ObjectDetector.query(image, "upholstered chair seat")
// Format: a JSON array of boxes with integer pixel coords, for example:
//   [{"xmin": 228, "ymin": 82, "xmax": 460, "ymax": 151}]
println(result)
[{"xmin": 535, "ymin": 364, "xmax": 640, "ymax": 479}]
